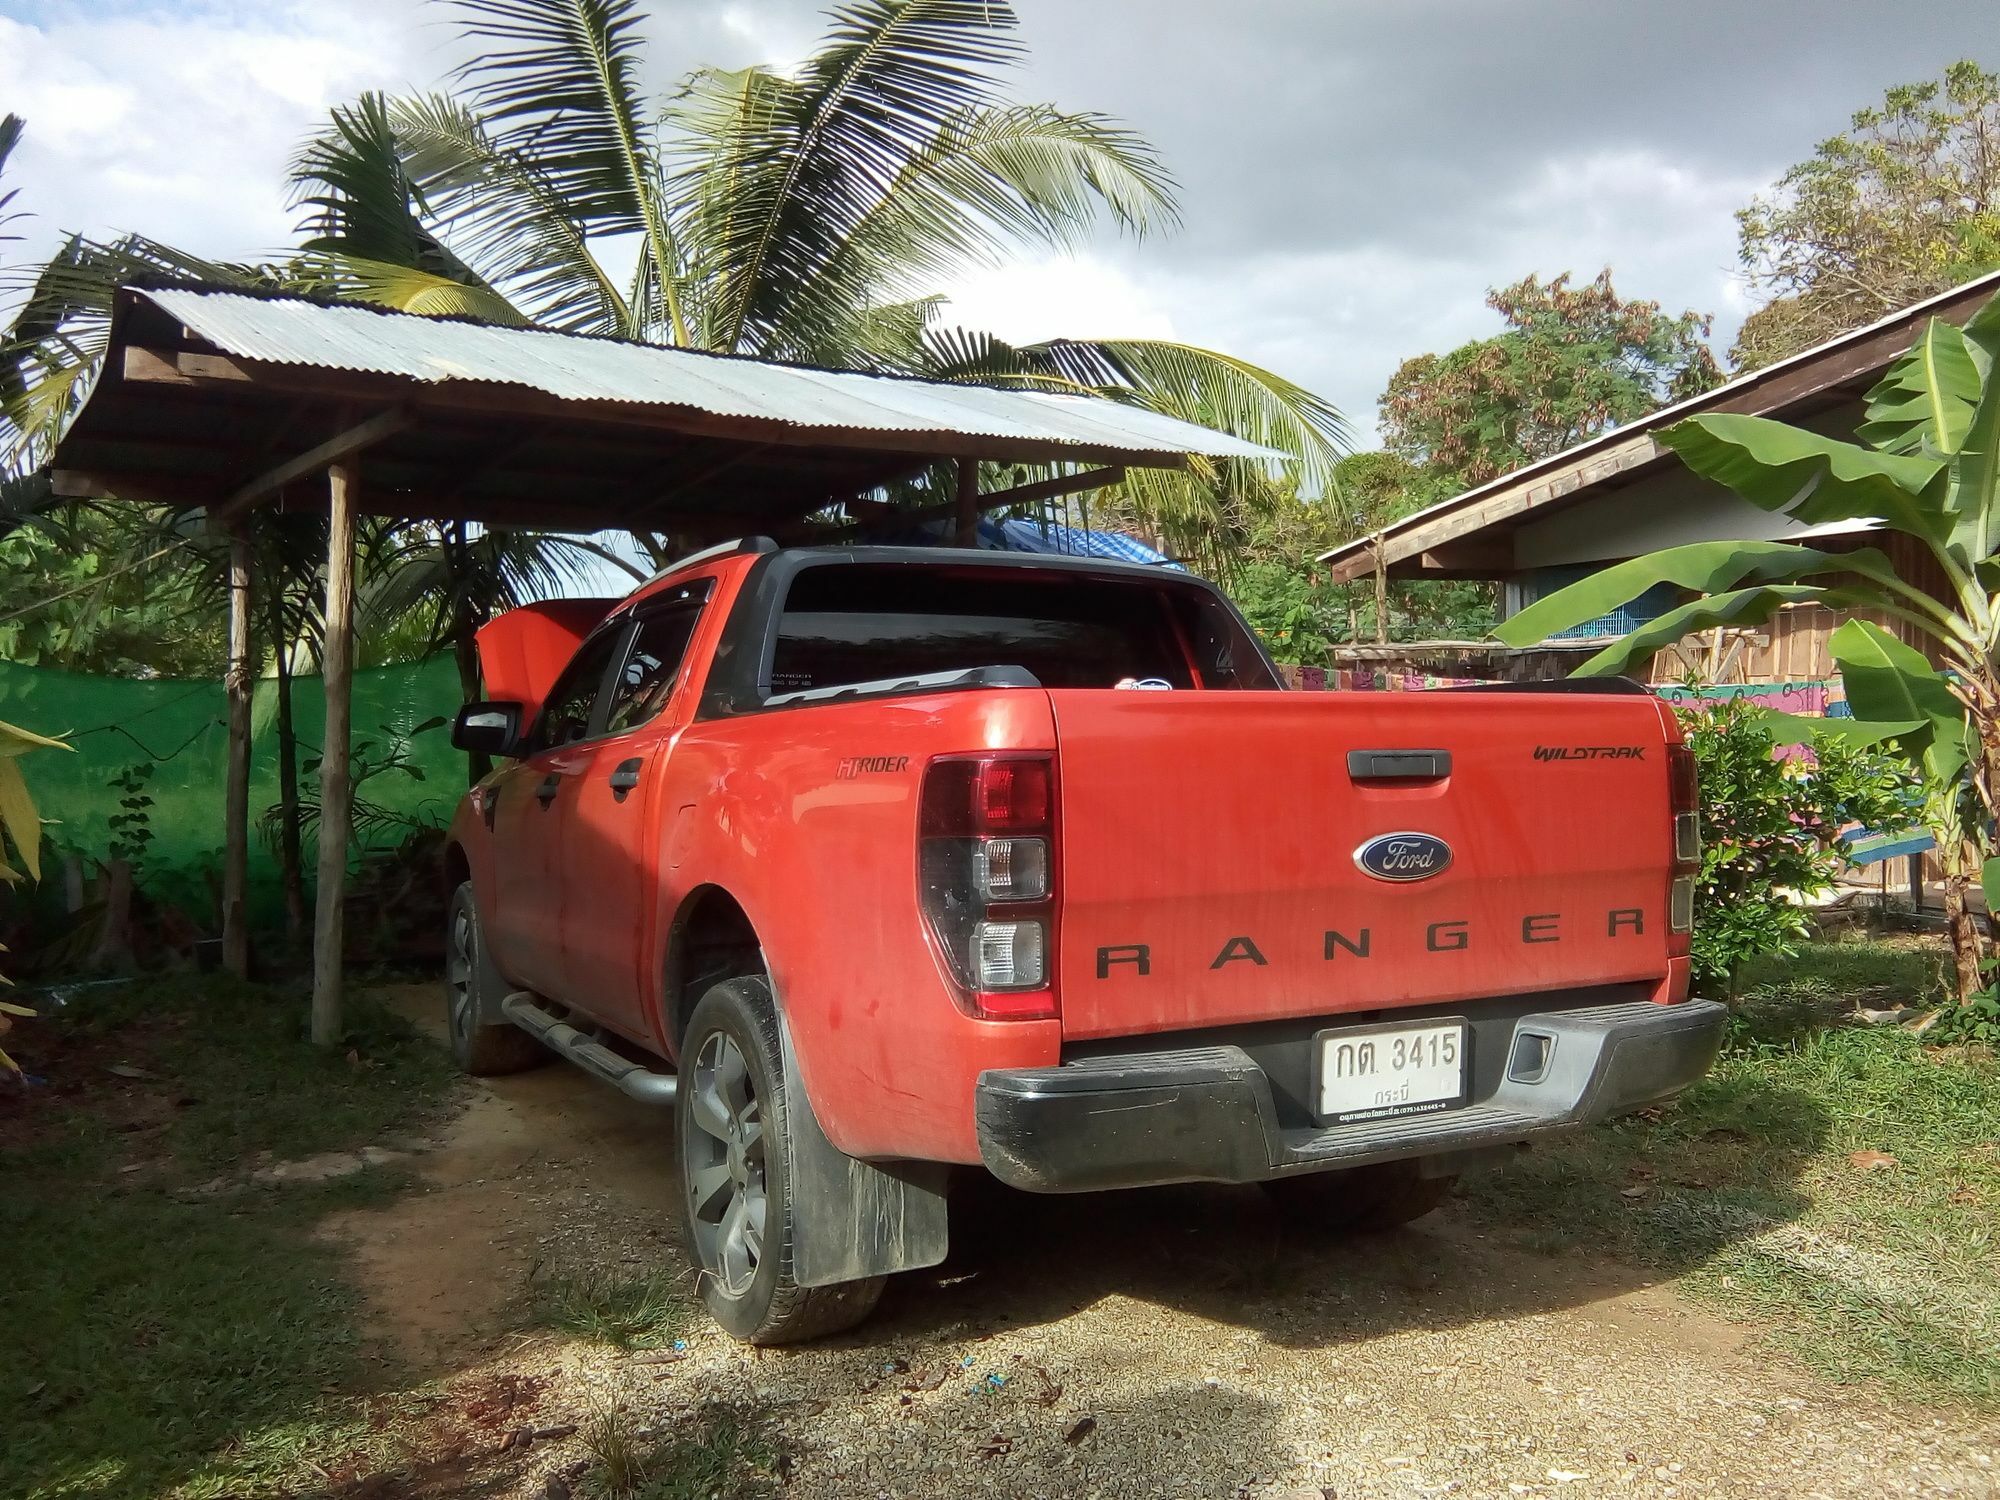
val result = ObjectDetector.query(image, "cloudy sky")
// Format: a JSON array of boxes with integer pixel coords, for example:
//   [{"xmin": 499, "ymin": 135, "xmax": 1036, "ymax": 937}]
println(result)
[{"xmin": 1, "ymin": 0, "xmax": 1991, "ymax": 439}]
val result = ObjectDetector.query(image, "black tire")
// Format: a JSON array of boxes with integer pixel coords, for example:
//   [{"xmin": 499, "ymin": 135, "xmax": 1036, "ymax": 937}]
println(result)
[
  {"xmin": 444, "ymin": 882, "xmax": 546, "ymax": 1076},
  {"xmin": 674, "ymin": 976, "xmax": 885, "ymax": 1344},
  {"xmin": 1262, "ymin": 1159, "xmax": 1456, "ymax": 1233}
]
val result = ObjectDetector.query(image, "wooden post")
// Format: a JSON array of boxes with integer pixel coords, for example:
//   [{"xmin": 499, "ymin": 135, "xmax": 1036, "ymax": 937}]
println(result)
[
  {"xmin": 222, "ymin": 522, "xmax": 253, "ymax": 979},
  {"xmin": 311, "ymin": 461, "xmax": 358, "ymax": 1046},
  {"xmin": 1372, "ymin": 534, "xmax": 1389, "ymax": 645},
  {"xmin": 954, "ymin": 457, "xmax": 978, "ymax": 547}
]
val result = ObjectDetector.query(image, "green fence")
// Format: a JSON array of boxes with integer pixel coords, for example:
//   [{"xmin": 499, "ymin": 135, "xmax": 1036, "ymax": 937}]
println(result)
[{"xmin": 3, "ymin": 657, "xmax": 466, "ymax": 928}]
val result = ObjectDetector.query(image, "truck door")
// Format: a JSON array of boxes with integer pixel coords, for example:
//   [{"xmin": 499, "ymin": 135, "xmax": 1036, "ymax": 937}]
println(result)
[
  {"xmin": 488, "ymin": 622, "xmax": 628, "ymax": 995},
  {"xmin": 552, "ymin": 596, "xmax": 705, "ymax": 1042}
]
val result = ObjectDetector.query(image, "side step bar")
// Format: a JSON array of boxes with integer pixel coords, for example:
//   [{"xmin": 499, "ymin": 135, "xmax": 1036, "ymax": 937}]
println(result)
[{"xmin": 502, "ymin": 992, "xmax": 678, "ymax": 1107}]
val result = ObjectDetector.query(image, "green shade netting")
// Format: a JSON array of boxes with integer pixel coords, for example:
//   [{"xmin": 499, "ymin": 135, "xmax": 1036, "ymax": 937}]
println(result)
[{"xmin": 1, "ymin": 657, "xmax": 466, "ymax": 928}]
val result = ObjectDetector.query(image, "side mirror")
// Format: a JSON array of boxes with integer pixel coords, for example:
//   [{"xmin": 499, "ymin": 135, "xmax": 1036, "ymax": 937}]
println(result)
[{"xmin": 452, "ymin": 701, "xmax": 525, "ymax": 758}]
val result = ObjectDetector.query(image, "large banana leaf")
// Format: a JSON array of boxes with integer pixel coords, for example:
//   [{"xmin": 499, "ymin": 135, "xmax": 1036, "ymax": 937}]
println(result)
[
  {"xmin": 1957, "ymin": 314, "xmax": 2000, "ymax": 571},
  {"xmin": 1753, "ymin": 709, "xmax": 1925, "ymax": 747},
  {"xmin": 1658, "ymin": 414, "xmax": 1947, "ymax": 546},
  {"xmin": 1855, "ymin": 317, "xmax": 1980, "ymax": 456},
  {"xmin": 1491, "ymin": 539, "xmax": 1899, "ymax": 647},
  {"xmin": 1826, "ymin": 618, "xmax": 1967, "ymax": 784},
  {"xmin": 0, "ymin": 718, "xmax": 68, "ymax": 883},
  {"xmin": 1568, "ymin": 584, "xmax": 1840, "ymax": 677}
]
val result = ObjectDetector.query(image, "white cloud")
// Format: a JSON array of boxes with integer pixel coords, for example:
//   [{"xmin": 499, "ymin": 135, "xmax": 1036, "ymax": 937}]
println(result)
[
  {"xmin": 0, "ymin": 2, "xmax": 422, "ymax": 266},
  {"xmin": 937, "ymin": 253, "xmax": 1180, "ymax": 346}
]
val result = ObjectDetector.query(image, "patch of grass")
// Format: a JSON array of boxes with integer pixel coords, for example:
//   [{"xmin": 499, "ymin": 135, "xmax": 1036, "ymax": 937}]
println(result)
[
  {"xmin": 1467, "ymin": 938, "xmax": 2000, "ymax": 1405},
  {"xmin": 0, "ymin": 976, "xmax": 460, "ymax": 1499},
  {"xmin": 1735, "ymin": 934, "xmax": 1947, "ymax": 1017},
  {"xmin": 580, "ymin": 1404, "xmax": 782, "ymax": 1500},
  {"xmin": 27, "ymin": 972, "xmax": 460, "ymax": 1172},
  {"xmin": 533, "ymin": 1266, "xmax": 688, "ymax": 1350}
]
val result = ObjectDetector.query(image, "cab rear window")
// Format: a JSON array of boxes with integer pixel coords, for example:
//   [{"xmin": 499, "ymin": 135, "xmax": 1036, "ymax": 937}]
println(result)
[{"xmin": 765, "ymin": 565, "xmax": 1276, "ymax": 696}]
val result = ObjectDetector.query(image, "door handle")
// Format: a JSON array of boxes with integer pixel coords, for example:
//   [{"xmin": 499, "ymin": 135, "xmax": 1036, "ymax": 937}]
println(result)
[
  {"xmin": 608, "ymin": 758, "xmax": 644, "ymax": 802},
  {"xmin": 535, "ymin": 774, "xmax": 560, "ymax": 808}
]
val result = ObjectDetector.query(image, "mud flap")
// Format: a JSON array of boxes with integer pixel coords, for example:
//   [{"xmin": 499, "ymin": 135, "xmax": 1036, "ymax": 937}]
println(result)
[{"xmin": 776, "ymin": 1015, "xmax": 951, "ymax": 1288}]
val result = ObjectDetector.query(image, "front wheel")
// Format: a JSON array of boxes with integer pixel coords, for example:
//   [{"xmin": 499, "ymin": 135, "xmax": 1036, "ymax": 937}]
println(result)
[
  {"xmin": 1262, "ymin": 1159, "xmax": 1455, "ymax": 1233},
  {"xmin": 674, "ymin": 977, "xmax": 884, "ymax": 1344}
]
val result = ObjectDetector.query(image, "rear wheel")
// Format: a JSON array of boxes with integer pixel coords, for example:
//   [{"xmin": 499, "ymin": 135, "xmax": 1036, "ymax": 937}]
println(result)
[
  {"xmin": 1262, "ymin": 1159, "xmax": 1455, "ymax": 1232},
  {"xmin": 444, "ymin": 882, "xmax": 545, "ymax": 1076},
  {"xmin": 675, "ymin": 977, "xmax": 884, "ymax": 1344}
]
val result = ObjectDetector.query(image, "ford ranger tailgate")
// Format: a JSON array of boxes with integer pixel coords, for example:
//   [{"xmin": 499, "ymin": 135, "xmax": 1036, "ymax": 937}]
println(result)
[{"xmin": 1048, "ymin": 688, "xmax": 1676, "ymax": 1041}]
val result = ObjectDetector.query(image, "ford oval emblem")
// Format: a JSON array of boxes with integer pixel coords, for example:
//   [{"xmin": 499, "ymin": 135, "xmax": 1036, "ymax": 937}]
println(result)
[{"xmin": 1354, "ymin": 831, "xmax": 1452, "ymax": 882}]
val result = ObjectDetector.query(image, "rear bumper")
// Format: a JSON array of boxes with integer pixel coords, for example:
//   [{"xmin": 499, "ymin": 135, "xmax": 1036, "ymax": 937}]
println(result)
[{"xmin": 975, "ymin": 998, "xmax": 1727, "ymax": 1193}]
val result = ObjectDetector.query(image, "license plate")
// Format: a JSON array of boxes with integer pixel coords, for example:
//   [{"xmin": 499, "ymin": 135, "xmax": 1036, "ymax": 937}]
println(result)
[{"xmin": 1315, "ymin": 1019, "xmax": 1468, "ymax": 1124}]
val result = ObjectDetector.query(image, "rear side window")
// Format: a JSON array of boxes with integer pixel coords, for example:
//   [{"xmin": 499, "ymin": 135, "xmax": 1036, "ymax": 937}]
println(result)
[
  {"xmin": 604, "ymin": 608, "xmax": 701, "ymax": 735},
  {"xmin": 764, "ymin": 565, "xmax": 1277, "ymax": 697}
]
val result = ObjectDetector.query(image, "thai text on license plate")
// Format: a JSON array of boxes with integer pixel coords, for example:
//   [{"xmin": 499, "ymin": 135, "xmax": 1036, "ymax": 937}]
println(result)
[{"xmin": 1317, "ymin": 1019, "xmax": 1467, "ymax": 1124}]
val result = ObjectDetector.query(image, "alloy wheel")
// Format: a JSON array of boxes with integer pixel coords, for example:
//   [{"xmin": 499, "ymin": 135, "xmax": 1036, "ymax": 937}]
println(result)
[
  {"xmin": 446, "ymin": 902, "xmax": 476, "ymax": 1046},
  {"xmin": 685, "ymin": 1029, "xmax": 767, "ymax": 1298}
]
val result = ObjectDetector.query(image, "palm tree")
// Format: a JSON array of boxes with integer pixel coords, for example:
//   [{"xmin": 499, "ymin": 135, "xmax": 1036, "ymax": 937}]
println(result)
[
  {"xmin": 363, "ymin": 519, "xmax": 643, "ymax": 777},
  {"xmin": 290, "ymin": 0, "xmax": 1348, "ymax": 564}
]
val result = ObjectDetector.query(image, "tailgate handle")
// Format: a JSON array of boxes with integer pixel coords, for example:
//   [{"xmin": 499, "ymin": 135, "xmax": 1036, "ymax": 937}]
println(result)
[{"xmin": 1347, "ymin": 749, "xmax": 1452, "ymax": 782}]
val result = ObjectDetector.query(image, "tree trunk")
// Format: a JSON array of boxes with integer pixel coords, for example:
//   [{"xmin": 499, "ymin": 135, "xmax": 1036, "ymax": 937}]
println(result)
[
  {"xmin": 454, "ymin": 614, "xmax": 490, "ymax": 785},
  {"xmin": 312, "ymin": 461, "xmax": 358, "ymax": 1047},
  {"xmin": 271, "ymin": 601, "xmax": 308, "ymax": 942},
  {"xmin": 1943, "ymin": 871, "xmax": 1985, "ymax": 1002},
  {"xmin": 222, "ymin": 525, "xmax": 253, "ymax": 979}
]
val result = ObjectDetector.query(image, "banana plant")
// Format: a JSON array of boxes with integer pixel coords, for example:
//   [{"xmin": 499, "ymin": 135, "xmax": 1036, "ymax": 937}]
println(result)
[
  {"xmin": 1492, "ymin": 288, "xmax": 2000, "ymax": 1000},
  {"xmin": 0, "ymin": 716, "xmax": 70, "ymax": 1074}
]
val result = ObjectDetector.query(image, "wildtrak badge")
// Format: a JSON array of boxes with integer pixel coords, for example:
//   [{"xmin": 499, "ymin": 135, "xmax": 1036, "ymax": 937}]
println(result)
[{"xmin": 1533, "ymin": 745, "xmax": 1646, "ymax": 762}]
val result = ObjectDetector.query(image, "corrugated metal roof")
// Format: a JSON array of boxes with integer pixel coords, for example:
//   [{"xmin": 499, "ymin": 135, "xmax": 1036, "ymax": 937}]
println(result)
[{"xmin": 139, "ymin": 287, "xmax": 1283, "ymax": 463}]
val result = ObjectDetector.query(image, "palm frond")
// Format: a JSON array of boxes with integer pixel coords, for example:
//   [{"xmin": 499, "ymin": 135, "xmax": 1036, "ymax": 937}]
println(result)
[
  {"xmin": 446, "ymin": 0, "xmax": 686, "ymax": 339},
  {"xmin": 387, "ymin": 91, "xmax": 633, "ymax": 333},
  {"xmin": 681, "ymin": 0, "xmax": 1031, "ymax": 354},
  {"xmin": 2, "ymin": 234, "xmax": 267, "ymax": 466},
  {"xmin": 0, "ymin": 113, "xmax": 25, "ymax": 247},
  {"xmin": 1015, "ymin": 337, "xmax": 1350, "ymax": 493},
  {"xmin": 288, "ymin": 92, "xmax": 510, "ymax": 305}
]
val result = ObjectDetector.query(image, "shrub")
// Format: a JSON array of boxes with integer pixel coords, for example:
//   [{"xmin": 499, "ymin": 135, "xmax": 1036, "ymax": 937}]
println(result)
[{"xmin": 1681, "ymin": 696, "xmax": 1913, "ymax": 996}]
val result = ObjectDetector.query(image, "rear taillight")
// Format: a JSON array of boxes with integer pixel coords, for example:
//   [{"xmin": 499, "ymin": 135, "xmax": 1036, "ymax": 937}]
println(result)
[
  {"xmin": 1667, "ymin": 741, "xmax": 1699, "ymax": 959},
  {"xmin": 919, "ymin": 754, "xmax": 1058, "ymax": 1020}
]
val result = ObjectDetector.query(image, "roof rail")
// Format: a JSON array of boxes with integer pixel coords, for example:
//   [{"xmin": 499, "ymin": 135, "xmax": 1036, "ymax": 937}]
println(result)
[{"xmin": 645, "ymin": 535, "xmax": 777, "ymax": 583}]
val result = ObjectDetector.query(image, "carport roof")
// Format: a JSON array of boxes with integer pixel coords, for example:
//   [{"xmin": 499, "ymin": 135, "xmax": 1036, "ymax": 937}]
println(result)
[{"xmin": 52, "ymin": 285, "xmax": 1281, "ymax": 533}]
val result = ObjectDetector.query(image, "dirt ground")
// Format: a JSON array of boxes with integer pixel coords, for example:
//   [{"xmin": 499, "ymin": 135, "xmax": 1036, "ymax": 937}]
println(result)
[{"xmin": 317, "ymin": 985, "xmax": 2000, "ymax": 1499}]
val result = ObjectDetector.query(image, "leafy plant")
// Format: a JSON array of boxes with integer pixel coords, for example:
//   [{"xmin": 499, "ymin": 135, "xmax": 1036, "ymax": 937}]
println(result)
[
  {"xmin": 1494, "ymin": 286, "xmax": 2000, "ymax": 1013},
  {"xmin": 1381, "ymin": 269, "xmax": 1721, "ymax": 490},
  {"xmin": 104, "ymin": 761, "xmax": 155, "ymax": 868},
  {"xmin": 1679, "ymin": 696, "xmax": 1915, "ymax": 995},
  {"xmin": 0, "ymin": 715, "xmax": 71, "ymax": 1073},
  {"xmin": 1734, "ymin": 59, "xmax": 2000, "ymax": 370}
]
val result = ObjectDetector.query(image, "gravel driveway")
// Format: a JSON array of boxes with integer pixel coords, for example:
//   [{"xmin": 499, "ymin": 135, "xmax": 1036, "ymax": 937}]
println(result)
[{"xmin": 327, "ymin": 988, "xmax": 1999, "ymax": 1499}]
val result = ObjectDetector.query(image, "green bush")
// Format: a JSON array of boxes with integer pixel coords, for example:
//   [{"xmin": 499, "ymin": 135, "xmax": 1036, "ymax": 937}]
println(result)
[{"xmin": 1681, "ymin": 697, "xmax": 1913, "ymax": 995}]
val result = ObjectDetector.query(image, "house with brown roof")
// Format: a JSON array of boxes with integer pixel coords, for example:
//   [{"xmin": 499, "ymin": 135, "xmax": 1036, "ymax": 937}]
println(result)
[{"xmin": 1316, "ymin": 271, "xmax": 2000, "ymax": 683}]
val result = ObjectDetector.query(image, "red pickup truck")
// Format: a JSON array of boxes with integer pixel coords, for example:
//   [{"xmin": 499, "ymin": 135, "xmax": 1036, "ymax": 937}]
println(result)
[{"xmin": 444, "ymin": 540, "xmax": 1725, "ymax": 1343}]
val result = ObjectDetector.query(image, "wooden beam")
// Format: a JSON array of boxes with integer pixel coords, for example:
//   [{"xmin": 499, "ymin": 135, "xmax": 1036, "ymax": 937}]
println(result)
[
  {"xmin": 221, "ymin": 521, "xmax": 252, "ymax": 980},
  {"xmin": 1321, "ymin": 433, "xmax": 1659, "ymax": 583},
  {"xmin": 48, "ymin": 468, "xmax": 214, "ymax": 507},
  {"xmin": 121, "ymin": 346, "xmax": 201, "ymax": 385},
  {"xmin": 212, "ymin": 406, "xmax": 409, "ymax": 525},
  {"xmin": 954, "ymin": 457, "xmax": 979, "ymax": 546},
  {"xmin": 312, "ymin": 459, "xmax": 358, "ymax": 1047}
]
